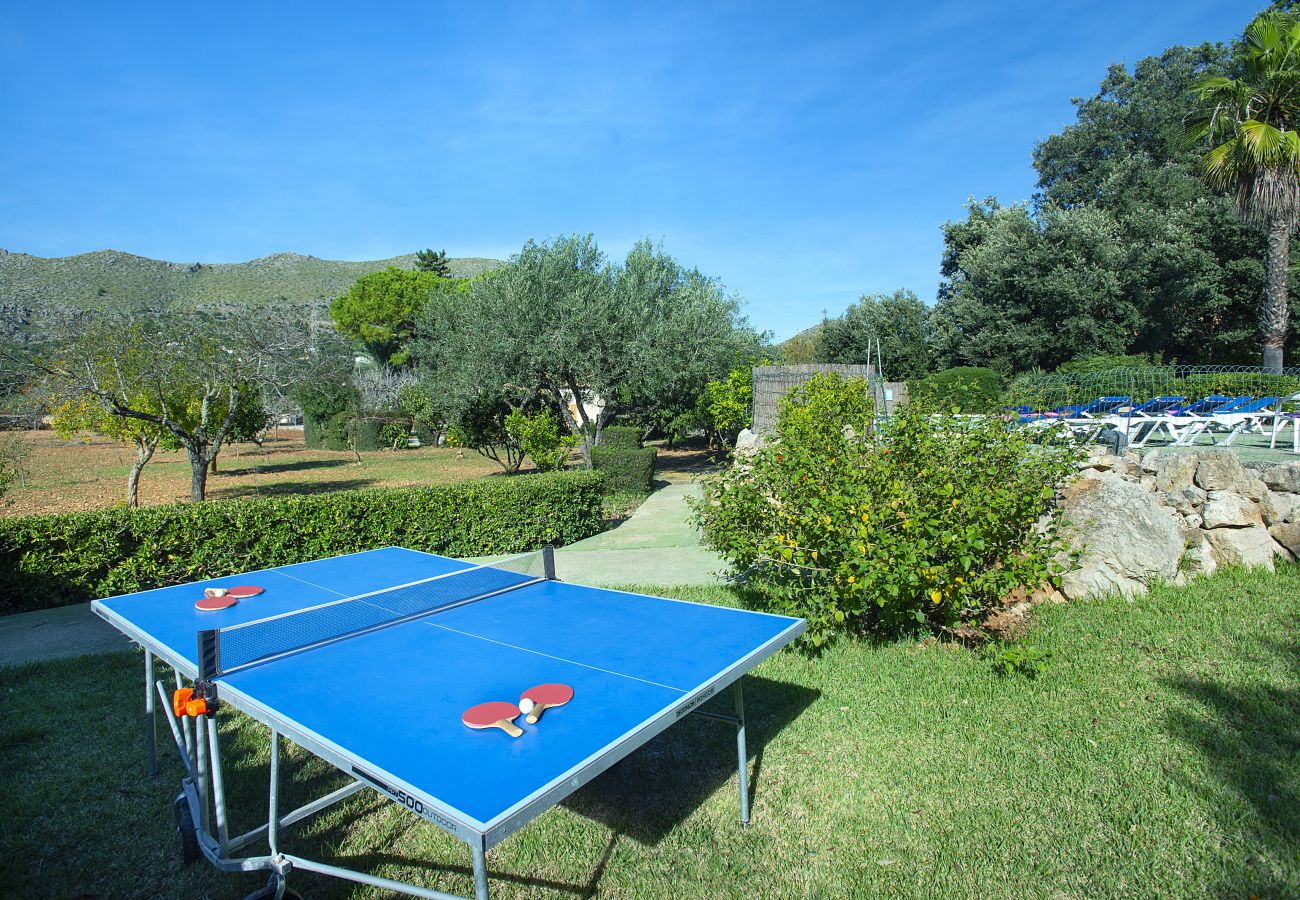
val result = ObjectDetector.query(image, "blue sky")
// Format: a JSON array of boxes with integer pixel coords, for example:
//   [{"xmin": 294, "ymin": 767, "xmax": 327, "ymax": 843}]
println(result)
[{"xmin": 0, "ymin": 1, "xmax": 1257, "ymax": 340}]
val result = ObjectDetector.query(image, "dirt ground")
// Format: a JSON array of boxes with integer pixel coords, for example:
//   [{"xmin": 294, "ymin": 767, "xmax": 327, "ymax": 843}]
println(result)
[
  {"xmin": 2, "ymin": 429, "xmax": 726, "ymax": 517},
  {"xmin": 2, "ymin": 428, "xmax": 502, "ymax": 516}
]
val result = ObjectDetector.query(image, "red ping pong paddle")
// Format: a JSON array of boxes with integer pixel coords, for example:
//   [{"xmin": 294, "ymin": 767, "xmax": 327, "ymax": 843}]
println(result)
[
  {"xmin": 195, "ymin": 593, "xmax": 238, "ymax": 611},
  {"xmin": 462, "ymin": 701, "xmax": 524, "ymax": 738},
  {"xmin": 519, "ymin": 683, "xmax": 573, "ymax": 724},
  {"xmin": 225, "ymin": 586, "xmax": 264, "ymax": 599}
]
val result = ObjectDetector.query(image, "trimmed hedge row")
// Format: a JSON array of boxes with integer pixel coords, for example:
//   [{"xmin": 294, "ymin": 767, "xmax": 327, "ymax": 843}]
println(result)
[
  {"xmin": 0, "ymin": 471, "xmax": 605, "ymax": 615},
  {"xmin": 599, "ymin": 426, "xmax": 643, "ymax": 449},
  {"xmin": 591, "ymin": 446, "xmax": 657, "ymax": 494}
]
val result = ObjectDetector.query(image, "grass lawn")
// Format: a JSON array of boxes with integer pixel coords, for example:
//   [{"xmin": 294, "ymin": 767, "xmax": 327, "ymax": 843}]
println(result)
[
  {"xmin": 2, "ymin": 429, "xmax": 506, "ymax": 516},
  {"xmin": 2, "ymin": 566, "xmax": 1296, "ymax": 898}
]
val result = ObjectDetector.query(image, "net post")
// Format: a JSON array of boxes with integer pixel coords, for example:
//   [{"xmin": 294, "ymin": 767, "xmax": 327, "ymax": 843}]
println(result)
[
  {"xmin": 197, "ymin": 629, "xmax": 220, "ymax": 681},
  {"xmin": 543, "ymin": 545, "xmax": 557, "ymax": 581}
]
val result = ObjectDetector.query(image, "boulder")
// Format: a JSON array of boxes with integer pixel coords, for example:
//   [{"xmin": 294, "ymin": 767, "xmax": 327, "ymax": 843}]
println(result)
[
  {"xmin": 1232, "ymin": 474, "xmax": 1267, "ymax": 502},
  {"xmin": 1139, "ymin": 475, "xmax": 1156, "ymax": 492},
  {"xmin": 1203, "ymin": 525, "xmax": 1278, "ymax": 571},
  {"xmin": 1180, "ymin": 542, "xmax": 1217, "ymax": 581},
  {"xmin": 1201, "ymin": 491, "xmax": 1264, "ymax": 529},
  {"xmin": 1058, "ymin": 477, "xmax": 1185, "ymax": 600},
  {"xmin": 734, "ymin": 428, "xmax": 763, "ymax": 454},
  {"xmin": 1195, "ymin": 450, "xmax": 1247, "ymax": 491},
  {"xmin": 1157, "ymin": 491, "xmax": 1193, "ymax": 514},
  {"xmin": 1080, "ymin": 453, "xmax": 1120, "ymax": 472},
  {"xmin": 1262, "ymin": 463, "xmax": 1300, "ymax": 494},
  {"xmin": 1181, "ymin": 484, "xmax": 1208, "ymax": 508},
  {"xmin": 1260, "ymin": 490, "xmax": 1296, "ymax": 527},
  {"xmin": 1140, "ymin": 450, "xmax": 1160, "ymax": 474},
  {"xmin": 1269, "ymin": 522, "xmax": 1300, "ymax": 557},
  {"xmin": 1155, "ymin": 454, "xmax": 1199, "ymax": 493}
]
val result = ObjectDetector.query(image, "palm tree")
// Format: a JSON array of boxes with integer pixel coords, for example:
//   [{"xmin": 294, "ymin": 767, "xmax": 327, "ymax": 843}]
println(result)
[{"xmin": 1189, "ymin": 11, "xmax": 1300, "ymax": 371}]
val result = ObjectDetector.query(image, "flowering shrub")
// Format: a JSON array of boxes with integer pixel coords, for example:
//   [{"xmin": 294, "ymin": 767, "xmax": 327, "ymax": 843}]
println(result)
[{"xmin": 692, "ymin": 373, "xmax": 1078, "ymax": 644}]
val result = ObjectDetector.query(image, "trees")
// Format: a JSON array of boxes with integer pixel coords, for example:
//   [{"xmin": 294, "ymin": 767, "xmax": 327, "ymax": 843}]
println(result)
[
  {"xmin": 1189, "ymin": 11, "xmax": 1300, "ymax": 371},
  {"xmin": 819, "ymin": 289, "xmax": 933, "ymax": 380},
  {"xmin": 36, "ymin": 311, "xmax": 346, "ymax": 502},
  {"xmin": 414, "ymin": 249, "xmax": 452, "ymax": 277},
  {"xmin": 49, "ymin": 381, "xmax": 177, "ymax": 507},
  {"xmin": 928, "ymin": 36, "xmax": 1300, "ymax": 374},
  {"xmin": 415, "ymin": 234, "xmax": 757, "ymax": 467},
  {"xmin": 930, "ymin": 199, "xmax": 1136, "ymax": 374},
  {"xmin": 329, "ymin": 268, "xmax": 464, "ymax": 366}
]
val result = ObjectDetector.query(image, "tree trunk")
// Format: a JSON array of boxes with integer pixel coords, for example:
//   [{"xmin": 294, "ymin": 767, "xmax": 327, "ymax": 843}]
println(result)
[
  {"xmin": 187, "ymin": 448, "xmax": 210, "ymax": 502},
  {"xmin": 209, "ymin": 452, "xmax": 218, "ymax": 474},
  {"xmin": 1262, "ymin": 218, "xmax": 1291, "ymax": 373},
  {"xmin": 126, "ymin": 436, "xmax": 157, "ymax": 508}
]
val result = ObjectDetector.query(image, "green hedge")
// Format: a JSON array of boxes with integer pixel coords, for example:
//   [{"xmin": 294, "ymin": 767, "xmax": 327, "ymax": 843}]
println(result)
[
  {"xmin": 303, "ymin": 415, "xmax": 411, "ymax": 451},
  {"xmin": 590, "ymin": 446, "xmax": 656, "ymax": 494},
  {"xmin": 599, "ymin": 426, "xmax": 642, "ymax": 449},
  {"xmin": 0, "ymin": 471, "xmax": 606, "ymax": 615}
]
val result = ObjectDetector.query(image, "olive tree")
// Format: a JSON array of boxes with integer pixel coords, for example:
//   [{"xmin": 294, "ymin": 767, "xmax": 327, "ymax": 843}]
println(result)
[{"xmin": 416, "ymin": 235, "xmax": 756, "ymax": 467}]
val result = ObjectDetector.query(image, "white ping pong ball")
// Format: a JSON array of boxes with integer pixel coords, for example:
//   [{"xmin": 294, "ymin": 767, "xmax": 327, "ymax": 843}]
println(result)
[{"xmin": 519, "ymin": 698, "xmax": 535, "ymax": 714}]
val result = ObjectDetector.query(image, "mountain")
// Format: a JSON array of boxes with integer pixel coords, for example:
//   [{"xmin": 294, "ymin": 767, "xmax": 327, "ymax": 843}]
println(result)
[
  {"xmin": 779, "ymin": 322, "xmax": 824, "ymax": 362},
  {"xmin": 0, "ymin": 248, "xmax": 502, "ymax": 320}
]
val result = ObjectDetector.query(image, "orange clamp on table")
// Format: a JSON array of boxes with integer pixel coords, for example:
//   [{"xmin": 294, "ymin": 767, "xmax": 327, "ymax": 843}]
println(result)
[{"xmin": 172, "ymin": 687, "xmax": 212, "ymax": 717}]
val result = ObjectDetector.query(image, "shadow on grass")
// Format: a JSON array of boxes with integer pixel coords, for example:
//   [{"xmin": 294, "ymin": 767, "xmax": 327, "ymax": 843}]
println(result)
[
  {"xmin": 213, "ymin": 478, "xmax": 378, "ymax": 500},
  {"xmin": 1163, "ymin": 635, "xmax": 1300, "ymax": 897},
  {"xmin": 218, "ymin": 458, "xmax": 355, "ymax": 477},
  {"xmin": 562, "ymin": 674, "xmax": 820, "ymax": 845}
]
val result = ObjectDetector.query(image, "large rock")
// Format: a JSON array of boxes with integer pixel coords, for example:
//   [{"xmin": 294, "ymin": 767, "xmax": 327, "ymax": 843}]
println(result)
[
  {"xmin": 1260, "ymin": 490, "xmax": 1296, "ymax": 526},
  {"xmin": 1232, "ymin": 474, "xmax": 1267, "ymax": 502},
  {"xmin": 1181, "ymin": 542, "xmax": 1217, "ymax": 581},
  {"xmin": 1262, "ymin": 463, "xmax": 1300, "ymax": 494},
  {"xmin": 1155, "ymin": 454, "xmax": 1199, "ymax": 493},
  {"xmin": 1201, "ymin": 491, "xmax": 1264, "ymax": 529},
  {"xmin": 1203, "ymin": 525, "xmax": 1278, "ymax": 571},
  {"xmin": 734, "ymin": 428, "xmax": 763, "ymax": 454},
  {"xmin": 1195, "ymin": 450, "xmax": 1247, "ymax": 491},
  {"xmin": 1058, "ymin": 478, "xmax": 1185, "ymax": 600},
  {"xmin": 1269, "ymin": 522, "xmax": 1300, "ymax": 557}
]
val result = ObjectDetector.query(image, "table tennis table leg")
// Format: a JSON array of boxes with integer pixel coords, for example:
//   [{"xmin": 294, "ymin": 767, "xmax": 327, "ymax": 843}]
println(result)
[
  {"xmin": 268, "ymin": 728, "xmax": 281, "ymax": 855},
  {"xmin": 734, "ymin": 679, "xmax": 750, "ymax": 826},
  {"xmin": 207, "ymin": 715, "xmax": 230, "ymax": 853},
  {"xmin": 472, "ymin": 843, "xmax": 489, "ymax": 900},
  {"xmin": 144, "ymin": 651, "xmax": 157, "ymax": 777},
  {"xmin": 194, "ymin": 707, "xmax": 211, "ymax": 841}
]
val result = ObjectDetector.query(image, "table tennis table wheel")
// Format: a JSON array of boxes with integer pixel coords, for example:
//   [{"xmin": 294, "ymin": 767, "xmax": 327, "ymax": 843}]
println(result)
[{"xmin": 173, "ymin": 796, "xmax": 198, "ymax": 866}]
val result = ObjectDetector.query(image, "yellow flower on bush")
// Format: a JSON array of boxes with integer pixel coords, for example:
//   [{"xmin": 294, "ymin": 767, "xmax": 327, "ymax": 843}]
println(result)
[{"xmin": 930, "ymin": 590, "xmax": 942, "ymax": 603}]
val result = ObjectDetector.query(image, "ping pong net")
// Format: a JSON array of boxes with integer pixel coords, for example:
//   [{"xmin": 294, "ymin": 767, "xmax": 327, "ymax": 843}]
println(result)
[{"xmin": 197, "ymin": 548, "xmax": 554, "ymax": 679}]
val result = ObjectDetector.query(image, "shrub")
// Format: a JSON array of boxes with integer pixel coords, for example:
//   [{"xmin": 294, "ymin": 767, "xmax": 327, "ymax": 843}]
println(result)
[
  {"xmin": 506, "ymin": 410, "xmax": 577, "ymax": 471},
  {"xmin": 692, "ymin": 375, "xmax": 1078, "ymax": 645},
  {"xmin": 303, "ymin": 412, "xmax": 352, "ymax": 450},
  {"xmin": 697, "ymin": 363, "xmax": 763, "ymax": 448},
  {"xmin": 0, "ymin": 471, "xmax": 605, "ymax": 614},
  {"xmin": 910, "ymin": 367, "xmax": 1004, "ymax": 413},
  {"xmin": 590, "ymin": 446, "xmax": 657, "ymax": 494},
  {"xmin": 599, "ymin": 426, "xmax": 642, "ymax": 449}
]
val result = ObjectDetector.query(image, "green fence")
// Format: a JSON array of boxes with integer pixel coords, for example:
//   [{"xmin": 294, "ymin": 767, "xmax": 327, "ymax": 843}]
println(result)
[{"xmin": 1006, "ymin": 365, "xmax": 1300, "ymax": 411}]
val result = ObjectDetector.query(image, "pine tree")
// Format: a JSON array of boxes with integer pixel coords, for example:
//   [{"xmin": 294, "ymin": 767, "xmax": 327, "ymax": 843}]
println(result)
[{"xmin": 414, "ymin": 248, "xmax": 451, "ymax": 277}]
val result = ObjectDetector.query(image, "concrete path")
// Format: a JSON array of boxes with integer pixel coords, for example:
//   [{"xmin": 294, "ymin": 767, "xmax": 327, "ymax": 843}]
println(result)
[
  {"xmin": 0, "ymin": 600, "xmax": 130, "ymax": 668},
  {"xmin": 0, "ymin": 481, "xmax": 726, "ymax": 668},
  {"xmin": 551, "ymin": 481, "xmax": 726, "ymax": 588}
]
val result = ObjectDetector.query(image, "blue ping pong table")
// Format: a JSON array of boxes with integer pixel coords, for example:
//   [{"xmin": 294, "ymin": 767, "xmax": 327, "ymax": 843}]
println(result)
[{"xmin": 93, "ymin": 546, "xmax": 805, "ymax": 900}]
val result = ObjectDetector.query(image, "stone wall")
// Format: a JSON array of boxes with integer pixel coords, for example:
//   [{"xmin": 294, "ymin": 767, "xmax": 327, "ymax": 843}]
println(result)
[{"xmin": 1059, "ymin": 447, "xmax": 1299, "ymax": 600}]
